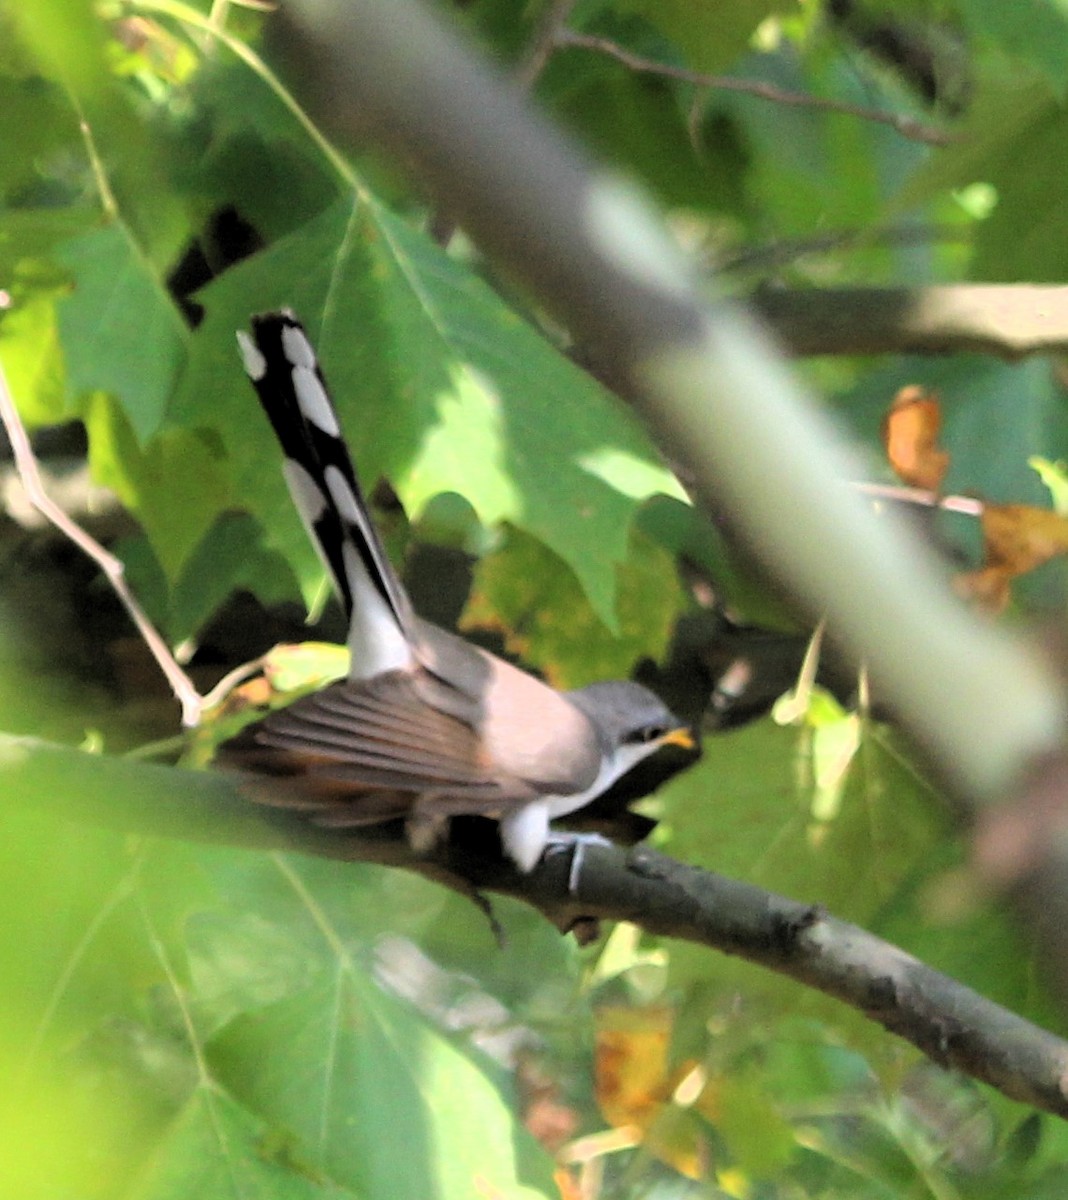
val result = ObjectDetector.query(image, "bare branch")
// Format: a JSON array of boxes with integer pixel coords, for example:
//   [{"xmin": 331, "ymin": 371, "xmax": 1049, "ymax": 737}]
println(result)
[
  {"xmin": 554, "ymin": 29, "xmax": 955, "ymax": 148},
  {"xmin": 10, "ymin": 731, "xmax": 1068, "ymax": 1121}
]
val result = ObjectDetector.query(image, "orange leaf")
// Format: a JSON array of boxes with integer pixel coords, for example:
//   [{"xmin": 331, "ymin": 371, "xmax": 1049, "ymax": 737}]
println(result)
[{"xmin": 882, "ymin": 385, "xmax": 950, "ymax": 490}]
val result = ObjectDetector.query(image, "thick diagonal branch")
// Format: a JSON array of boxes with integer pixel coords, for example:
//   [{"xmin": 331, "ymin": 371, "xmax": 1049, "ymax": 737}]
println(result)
[{"xmin": 8, "ymin": 735, "xmax": 1068, "ymax": 1120}]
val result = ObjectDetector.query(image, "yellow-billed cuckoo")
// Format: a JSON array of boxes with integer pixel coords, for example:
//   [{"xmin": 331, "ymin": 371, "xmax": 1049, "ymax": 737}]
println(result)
[{"xmin": 220, "ymin": 312, "xmax": 694, "ymax": 873}]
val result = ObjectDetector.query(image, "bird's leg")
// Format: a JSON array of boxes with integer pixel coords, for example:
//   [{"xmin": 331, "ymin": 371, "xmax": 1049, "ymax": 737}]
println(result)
[
  {"xmin": 543, "ymin": 831, "xmax": 614, "ymax": 893},
  {"xmin": 406, "ymin": 798, "xmax": 451, "ymax": 856}
]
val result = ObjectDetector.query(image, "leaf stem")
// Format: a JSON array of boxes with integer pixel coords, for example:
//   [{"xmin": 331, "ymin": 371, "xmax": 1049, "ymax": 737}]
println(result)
[{"xmin": 129, "ymin": 0, "xmax": 359, "ymax": 188}]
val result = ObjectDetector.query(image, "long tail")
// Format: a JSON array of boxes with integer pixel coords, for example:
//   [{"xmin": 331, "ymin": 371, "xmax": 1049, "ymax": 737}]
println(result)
[{"xmin": 237, "ymin": 311, "xmax": 415, "ymax": 677}]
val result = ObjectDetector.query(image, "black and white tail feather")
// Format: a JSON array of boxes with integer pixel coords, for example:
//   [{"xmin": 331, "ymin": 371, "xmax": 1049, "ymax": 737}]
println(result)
[{"xmin": 237, "ymin": 312, "xmax": 414, "ymax": 680}]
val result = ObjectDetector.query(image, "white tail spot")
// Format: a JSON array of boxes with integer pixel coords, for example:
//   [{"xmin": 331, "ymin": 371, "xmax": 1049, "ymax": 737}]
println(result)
[
  {"xmin": 237, "ymin": 331, "xmax": 267, "ymax": 381},
  {"xmin": 293, "ymin": 365, "xmax": 341, "ymax": 437},
  {"xmin": 281, "ymin": 458, "xmax": 328, "ymax": 524},
  {"xmin": 280, "ymin": 322, "xmax": 317, "ymax": 369},
  {"xmin": 324, "ymin": 464, "xmax": 362, "ymax": 523}
]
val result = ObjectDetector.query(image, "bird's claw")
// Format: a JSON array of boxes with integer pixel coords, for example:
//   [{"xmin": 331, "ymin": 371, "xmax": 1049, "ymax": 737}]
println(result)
[{"xmin": 543, "ymin": 831, "xmax": 614, "ymax": 893}]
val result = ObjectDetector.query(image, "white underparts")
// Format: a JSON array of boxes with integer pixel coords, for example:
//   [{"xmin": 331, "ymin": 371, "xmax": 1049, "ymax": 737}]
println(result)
[
  {"xmin": 501, "ymin": 739, "xmax": 665, "ymax": 872},
  {"xmin": 500, "ymin": 802, "xmax": 551, "ymax": 873}
]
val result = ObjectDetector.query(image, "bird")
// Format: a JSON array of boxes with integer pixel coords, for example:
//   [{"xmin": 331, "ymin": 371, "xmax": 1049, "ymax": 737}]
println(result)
[{"xmin": 219, "ymin": 310, "xmax": 694, "ymax": 874}]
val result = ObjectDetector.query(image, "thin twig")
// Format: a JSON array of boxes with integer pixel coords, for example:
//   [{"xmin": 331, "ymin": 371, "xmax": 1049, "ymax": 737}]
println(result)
[
  {"xmin": 719, "ymin": 224, "xmax": 970, "ymax": 275},
  {"xmin": 515, "ymin": 0, "xmax": 579, "ymax": 88},
  {"xmin": 854, "ymin": 481, "xmax": 985, "ymax": 517},
  {"xmin": 198, "ymin": 654, "xmax": 268, "ymax": 713},
  {"xmin": 555, "ymin": 29, "xmax": 955, "ymax": 148},
  {"xmin": 0, "ymin": 359, "xmax": 204, "ymax": 727}
]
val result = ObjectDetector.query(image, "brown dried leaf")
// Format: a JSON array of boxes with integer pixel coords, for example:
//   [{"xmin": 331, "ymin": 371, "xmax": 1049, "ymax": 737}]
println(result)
[
  {"xmin": 981, "ymin": 503, "xmax": 1068, "ymax": 576},
  {"xmin": 955, "ymin": 504, "xmax": 1068, "ymax": 613},
  {"xmin": 882, "ymin": 385, "xmax": 950, "ymax": 490},
  {"xmin": 953, "ymin": 566, "xmax": 1013, "ymax": 615}
]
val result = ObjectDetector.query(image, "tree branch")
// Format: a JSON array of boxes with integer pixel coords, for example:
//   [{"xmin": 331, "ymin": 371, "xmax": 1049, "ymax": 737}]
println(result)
[
  {"xmin": 8, "ymin": 733, "xmax": 1068, "ymax": 1120},
  {"xmin": 752, "ymin": 285, "xmax": 1068, "ymax": 360}
]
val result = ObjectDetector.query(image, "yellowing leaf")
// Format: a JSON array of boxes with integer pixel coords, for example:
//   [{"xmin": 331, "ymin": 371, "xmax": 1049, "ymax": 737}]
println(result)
[
  {"xmin": 460, "ymin": 527, "xmax": 684, "ymax": 687},
  {"xmin": 594, "ymin": 1005, "xmax": 717, "ymax": 1180},
  {"xmin": 263, "ymin": 642, "xmax": 349, "ymax": 692}
]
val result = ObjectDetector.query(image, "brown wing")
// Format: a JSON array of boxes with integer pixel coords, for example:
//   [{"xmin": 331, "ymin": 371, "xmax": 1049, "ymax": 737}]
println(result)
[{"xmin": 218, "ymin": 670, "xmax": 541, "ymax": 825}]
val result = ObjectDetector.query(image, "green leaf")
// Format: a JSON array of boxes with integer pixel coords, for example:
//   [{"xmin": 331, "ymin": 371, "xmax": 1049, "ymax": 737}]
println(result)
[
  {"xmin": 620, "ymin": 0, "xmax": 797, "ymax": 73},
  {"xmin": 174, "ymin": 190, "xmax": 682, "ymax": 625},
  {"xmin": 0, "ymin": 207, "xmax": 97, "ymax": 279},
  {"xmin": 889, "ymin": 78, "xmax": 1068, "ymax": 284},
  {"xmin": 57, "ymin": 223, "xmax": 189, "ymax": 442},
  {"xmin": 0, "ymin": 76, "xmax": 73, "ymax": 199},
  {"xmin": 200, "ymin": 855, "xmax": 557, "ymax": 1200},
  {"xmin": 728, "ymin": 48, "xmax": 927, "ymax": 243},
  {"xmin": 662, "ymin": 720, "xmax": 946, "ymax": 921},
  {"xmin": 0, "ymin": 287, "xmax": 70, "ymax": 425},
  {"xmin": 85, "ymin": 393, "xmax": 230, "ymax": 582},
  {"xmin": 211, "ymin": 975, "xmax": 552, "ymax": 1200},
  {"xmin": 130, "ymin": 1087, "xmax": 356, "ymax": 1200},
  {"xmin": 957, "ymin": 0, "xmax": 1068, "ymax": 96},
  {"xmin": 461, "ymin": 525, "xmax": 685, "ymax": 683},
  {"xmin": 168, "ymin": 513, "xmax": 299, "ymax": 644},
  {"xmin": 7, "ymin": 0, "xmax": 113, "ymax": 104},
  {"xmin": 715, "ymin": 1073, "xmax": 795, "ymax": 1179}
]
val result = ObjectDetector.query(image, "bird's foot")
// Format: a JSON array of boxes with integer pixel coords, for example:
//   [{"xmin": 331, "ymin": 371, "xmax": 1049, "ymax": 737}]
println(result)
[{"xmin": 543, "ymin": 831, "xmax": 614, "ymax": 893}]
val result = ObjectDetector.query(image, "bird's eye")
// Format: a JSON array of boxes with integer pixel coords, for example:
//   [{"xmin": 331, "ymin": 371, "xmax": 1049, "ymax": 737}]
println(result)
[{"xmin": 636, "ymin": 724, "xmax": 668, "ymax": 745}]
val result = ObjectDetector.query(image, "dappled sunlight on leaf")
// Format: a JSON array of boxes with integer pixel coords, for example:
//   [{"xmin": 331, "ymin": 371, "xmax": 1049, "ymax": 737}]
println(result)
[{"xmin": 262, "ymin": 642, "xmax": 349, "ymax": 692}]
